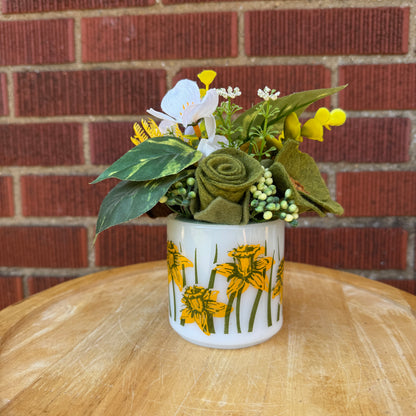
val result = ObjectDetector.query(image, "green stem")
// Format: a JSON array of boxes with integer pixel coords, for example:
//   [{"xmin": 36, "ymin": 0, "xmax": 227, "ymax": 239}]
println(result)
[
  {"xmin": 236, "ymin": 292, "xmax": 242, "ymax": 333},
  {"xmin": 267, "ymin": 250, "xmax": 275, "ymax": 327},
  {"xmin": 248, "ymin": 289, "xmax": 263, "ymax": 332},
  {"xmin": 208, "ymin": 244, "xmax": 218, "ymax": 289},
  {"xmin": 194, "ymin": 248, "xmax": 198, "ymax": 284},
  {"xmin": 171, "ymin": 282, "xmax": 177, "ymax": 321},
  {"xmin": 224, "ymin": 292, "xmax": 236, "ymax": 334},
  {"xmin": 207, "ymin": 315, "xmax": 215, "ymax": 334},
  {"xmin": 277, "ymin": 303, "xmax": 281, "ymax": 322}
]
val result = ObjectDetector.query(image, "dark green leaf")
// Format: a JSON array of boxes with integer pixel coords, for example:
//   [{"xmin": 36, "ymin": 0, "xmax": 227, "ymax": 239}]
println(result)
[
  {"xmin": 92, "ymin": 136, "xmax": 202, "ymax": 183},
  {"xmin": 94, "ymin": 170, "xmax": 193, "ymax": 237}
]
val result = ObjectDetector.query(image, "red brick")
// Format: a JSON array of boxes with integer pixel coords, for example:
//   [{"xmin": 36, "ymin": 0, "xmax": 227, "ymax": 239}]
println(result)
[
  {"xmin": 14, "ymin": 69, "xmax": 166, "ymax": 117},
  {"xmin": 337, "ymin": 172, "xmax": 416, "ymax": 217},
  {"xmin": 378, "ymin": 279, "xmax": 416, "ymax": 295},
  {"xmin": 0, "ymin": 123, "xmax": 83, "ymax": 166},
  {"xmin": 0, "ymin": 73, "xmax": 8, "ymax": 116},
  {"xmin": 0, "ymin": 226, "xmax": 88, "ymax": 268},
  {"xmin": 0, "ymin": 176, "xmax": 14, "ymax": 217},
  {"xmin": 90, "ymin": 122, "xmax": 135, "ymax": 165},
  {"xmin": 245, "ymin": 8, "xmax": 409, "ymax": 57},
  {"xmin": 27, "ymin": 276, "xmax": 75, "ymax": 295},
  {"xmin": 2, "ymin": 0, "xmax": 154, "ymax": 13},
  {"xmin": 175, "ymin": 65, "xmax": 331, "ymax": 111},
  {"xmin": 82, "ymin": 13, "xmax": 238, "ymax": 63},
  {"xmin": 21, "ymin": 175, "xmax": 117, "ymax": 217},
  {"xmin": 300, "ymin": 117, "xmax": 410, "ymax": 163},
  {"xmin": 0, "ymin": 19, "xmax": 74, "ymax": 66},
  {"xmin": 95, "ymin": 224, "xmax": 166, "ymax": 266},
  {"xmin": 339, "ymin": 64, "xmax": 416, "ymax": 110},
  {"xmin": 0, "ymin": 276, "xmax": 24, "ymax": 310},
  {"xmin": 286, "ymin": 227, "xmax": 407, "ymax": 270}
]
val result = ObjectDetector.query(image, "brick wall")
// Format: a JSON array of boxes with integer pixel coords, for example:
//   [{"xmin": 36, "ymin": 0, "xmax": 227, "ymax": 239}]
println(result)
[{"xmin": 0, "ymin": 0, "xmax": 415, "ymax": 309}]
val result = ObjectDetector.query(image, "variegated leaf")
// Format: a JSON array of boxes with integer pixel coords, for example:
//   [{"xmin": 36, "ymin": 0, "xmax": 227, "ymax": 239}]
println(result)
[{"xmin": 92, "ymin": 136, "xmax": 202, "ymax": 183}]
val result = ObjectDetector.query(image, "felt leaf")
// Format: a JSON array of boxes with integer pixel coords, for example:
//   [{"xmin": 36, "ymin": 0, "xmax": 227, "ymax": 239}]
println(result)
[
  {"xmin": 269, "ymin": 140, "xmax": 344, "ymax": 216},
  {"xmin": 95, "ymin": 170, "xmax": 192, "ymax": 237},
  {"xmin": 232, "ymin": 85, "xmax": 347, "ymax": 143},
  {"xmin": 92, "ymin": 136, "xmax": 202, "ymax": 183}
]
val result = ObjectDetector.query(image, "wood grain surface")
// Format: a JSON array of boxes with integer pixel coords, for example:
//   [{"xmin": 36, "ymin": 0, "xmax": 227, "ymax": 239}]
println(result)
[{"xmin": 0, "ymin": 261, "xmax": 415, "ymax": 415}]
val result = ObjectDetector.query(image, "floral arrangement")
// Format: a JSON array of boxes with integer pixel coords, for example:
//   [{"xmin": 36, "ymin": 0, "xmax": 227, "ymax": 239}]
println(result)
[{"xmin": 93, "ymin": 70, "xmax": 346, "ymax": 237}]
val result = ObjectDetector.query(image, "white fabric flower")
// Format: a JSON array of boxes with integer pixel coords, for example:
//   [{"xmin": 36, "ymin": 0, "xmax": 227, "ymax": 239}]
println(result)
[{"xmin": 147, "ymin": 79, "xmax": 218, "ymax": 139}]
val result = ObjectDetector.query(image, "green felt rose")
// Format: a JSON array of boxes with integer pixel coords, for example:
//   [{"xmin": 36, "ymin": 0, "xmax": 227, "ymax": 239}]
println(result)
[{"xmin": 194, "ymin": 148, "xmax": 264, "ymax": 224}]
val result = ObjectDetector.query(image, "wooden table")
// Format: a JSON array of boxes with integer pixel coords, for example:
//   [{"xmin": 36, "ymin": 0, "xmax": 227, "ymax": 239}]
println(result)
[{"xmin": 1, "ymin": 261, "xmax": 415, "ymax": 415}]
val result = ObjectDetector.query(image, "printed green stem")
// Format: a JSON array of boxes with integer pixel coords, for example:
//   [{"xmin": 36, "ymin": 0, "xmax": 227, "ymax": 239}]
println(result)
[
  {"xmin": 277, "ymin": 303, "xmax": 281, "ymax": 322},
  {"xmin": 248, "ymin": 289, "xmax": 263, "ymax": 332},
  {"xmin": 172, "ymin": 282, "xmax": 177, "ymax": 321},
  {"xmin": 208, "ymin": 244, "xmax": 218, "ymax": 289},
  {"xmin": 207, "ymin": 315, "xmax": 215, "ymax": 334},
  {"xmin": 224, "ymin": 292, "xmax": 236, "ymax": 334},
  {"xmin": 236, "ymin": 292, "xmax": 242, "ymax": 333},
  {"xmin": 267, "ymin": 250, "xmax": 275, "ymax": 327},
  {"xmin": 194, "ymin": 248, "xmax": 198, "ymax": 284}
]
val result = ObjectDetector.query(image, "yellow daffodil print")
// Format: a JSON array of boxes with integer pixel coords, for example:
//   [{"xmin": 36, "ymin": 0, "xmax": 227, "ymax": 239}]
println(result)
[
  {"xmin": 215, "ymin": 244, "xmax": 274, "ymax": 298},
  {"xmin": 180, "ymin": 285, "xmax": 229, "ymax": 335},
  {"xmin": 167, "ymin": 241, "xmax": 193, "ymax": 291},
  {"xmin": 272, "ymin": 258, "xmax": 285, "ymax": 300}
]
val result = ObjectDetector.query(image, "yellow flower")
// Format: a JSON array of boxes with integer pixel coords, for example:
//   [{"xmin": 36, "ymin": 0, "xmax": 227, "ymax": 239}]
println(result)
[
  {"xmin": 180, "ymin": 285, "xmax": 229, "ymax": 335},
  {"xmin": 272, "ymin": 258, "xmax": 284, "ymax": 300},
  {"xmin": 167, "ymin": 241, "xmax": 193, "ymax": 291},
  {"xmin": 198, "ymin": 70, "xmax": 217, "ymax": 97},
  {"xmin": 282, "ymin": 112, "xmax": 323, "ymax": 142},
  {"xmin": 130, "ymin": 118, "xmax": 162, "ymax": 145},
  {"xmin": 215, "ymin": 244, "xmax": 274, "ymax": 297},
  {"xmin": 314, "ymin": 107, "xmax": 346, "ymax": 130}
]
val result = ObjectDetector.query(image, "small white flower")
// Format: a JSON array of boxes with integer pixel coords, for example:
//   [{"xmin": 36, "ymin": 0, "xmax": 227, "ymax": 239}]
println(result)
[
  {"xmin": 216, "ymin": 86, "xmax": 241, "ymax": 99},
  {"xmin": 257, "ymin": 87, "xmax": 280, "ymax": 101}
]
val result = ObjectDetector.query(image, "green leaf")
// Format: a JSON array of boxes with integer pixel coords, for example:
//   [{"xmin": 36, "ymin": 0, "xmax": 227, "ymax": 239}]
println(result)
[
  {"xmin": 232, "ymin": 85, "xmax": 347, "ymax": 142},
  {"xmin": 92, "ymin": 136, "xmax": 202, "ymax": 183},
  {"xmin": 269, "ymin": 140, "xmax": 344, "ymax": 216},
  {"xmin": 94, "ymin": 170, "xmax": 193, "ymax": 237}
]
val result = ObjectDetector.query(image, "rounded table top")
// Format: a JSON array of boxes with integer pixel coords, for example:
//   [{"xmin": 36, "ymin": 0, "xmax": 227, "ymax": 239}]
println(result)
[{"xmin": 1, "ymin": 261, "xmax": 415, "ymax": 415}]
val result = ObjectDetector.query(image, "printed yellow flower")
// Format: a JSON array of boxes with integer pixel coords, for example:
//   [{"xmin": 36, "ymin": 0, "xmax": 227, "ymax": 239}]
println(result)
[
  {"xmin": 215, "ymin": 244, "xmax": 274, "ymax": 297},
  {"xmin": 314, "ymin": 107, "xmax": 346, "ymax": 130},
  {"xmin": 272, "ymin": 258, "xmax": 285, "ymax": 300},
  {"xmin": 167, "ymin": 241, "xmax": 193, "ymax": 291},
  {"xmin": 180, "ymin": 285, "xmax": 229, "ymax": 335}
]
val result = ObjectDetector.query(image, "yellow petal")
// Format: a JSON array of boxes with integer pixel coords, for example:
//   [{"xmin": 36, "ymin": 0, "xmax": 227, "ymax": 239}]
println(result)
[
  {"xmin": 314, "ymin": 107, "xmax": 330, "ymax": 125},
  {"xmin": 283, "ymin": 112, "xmax": 301, "ymax": 140},
  {"xmin": 301, "ymin": 118, "xmax": 324, "ymax": 141},
  {"xmin": 329, "ymin": 108, "xmax": 346, "ymax": 126},
  {"xmin": 197, "ymin": 70, "xmax": 217, "ymax": 90}
]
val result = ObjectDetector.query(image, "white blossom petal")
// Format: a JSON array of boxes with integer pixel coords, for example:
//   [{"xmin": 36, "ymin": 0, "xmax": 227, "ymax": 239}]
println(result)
[{"xmin": 161, "ymin": 79, "xmax": 200, "ymax": 121}]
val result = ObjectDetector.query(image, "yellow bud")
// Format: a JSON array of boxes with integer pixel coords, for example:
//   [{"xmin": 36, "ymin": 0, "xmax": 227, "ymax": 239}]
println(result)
[
  {"xmin": 197, "ymin": 70, "xmax": 217, "ymax": 90},
  {"xmin": 283, "ymin": 112, "xmax": 301, "ymax": 141},
  {"xmin": 329, "ymin": 108, "xmax": 346, "ymax": 126},
  {"xmin": 301, "ymin": 118, "xmax": 324, "ymax": 141}
]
